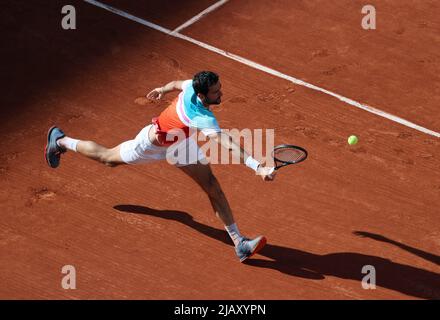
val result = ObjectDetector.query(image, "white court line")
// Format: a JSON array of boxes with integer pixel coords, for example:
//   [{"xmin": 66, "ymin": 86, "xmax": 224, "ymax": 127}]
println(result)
[
  {"xmin": 83, "ymin": 0, "xmax": 440, "ymax": 138},
  {"xmin": 171, "ymin": 0, "xmax": 229, "ymax": 35},
  {"xmin": 84, "ymin": 0, "xmax": 172, "ymax": 34}
]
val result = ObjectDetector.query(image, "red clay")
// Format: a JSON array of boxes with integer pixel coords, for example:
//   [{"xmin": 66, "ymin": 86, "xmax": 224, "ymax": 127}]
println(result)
[{"xmin": 0, "ymin": 0, "xmax": 439, "ymax": 300}]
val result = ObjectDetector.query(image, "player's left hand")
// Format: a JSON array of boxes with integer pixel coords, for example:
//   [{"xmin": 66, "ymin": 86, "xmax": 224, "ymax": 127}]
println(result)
[{"xmin": 146, "ymin": 88, "xmax": 164, "ymax": 100}]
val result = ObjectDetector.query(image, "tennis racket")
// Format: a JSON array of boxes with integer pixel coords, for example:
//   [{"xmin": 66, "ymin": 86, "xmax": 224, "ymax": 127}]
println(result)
[{"xmin": 271, "ymin": 144, "xmax": 308, "ymax": 171}]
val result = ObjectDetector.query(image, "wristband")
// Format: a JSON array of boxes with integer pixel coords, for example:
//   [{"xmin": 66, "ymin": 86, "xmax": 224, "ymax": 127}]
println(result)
[{"xmin": 245, "ymin": 156, "xmax": 260, "ymax": 172}]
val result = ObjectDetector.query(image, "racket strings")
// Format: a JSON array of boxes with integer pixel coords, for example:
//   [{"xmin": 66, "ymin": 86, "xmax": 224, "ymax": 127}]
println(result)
[{"xmin": 274, "ymin": 148, "xmax": 306, "ymax": 163}]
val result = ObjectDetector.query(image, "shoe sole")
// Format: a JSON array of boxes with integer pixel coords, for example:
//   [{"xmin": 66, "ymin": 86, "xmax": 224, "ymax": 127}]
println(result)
[
  {"xmin": 240, "ymin": 236, "xmax": 267, "ymax": 263},
  {"xmin": 44, "ymin": 125, "xmax": 60, "ymax": 168}
]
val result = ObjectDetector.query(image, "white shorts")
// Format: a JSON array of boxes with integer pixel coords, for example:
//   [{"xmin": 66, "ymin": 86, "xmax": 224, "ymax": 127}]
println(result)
[{"xmin": 119, "ymin": 125, "xmax": 206, "ymax": 166}]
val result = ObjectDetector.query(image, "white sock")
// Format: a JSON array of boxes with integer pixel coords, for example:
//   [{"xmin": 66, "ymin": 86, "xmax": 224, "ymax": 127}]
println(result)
[
  {"xmin": 57, "ymin": 136, "xmax": 80, "ymax": 152},
  {"xmin": 225, "ymin": 223, "xmax": 243, "ymax": 246}
]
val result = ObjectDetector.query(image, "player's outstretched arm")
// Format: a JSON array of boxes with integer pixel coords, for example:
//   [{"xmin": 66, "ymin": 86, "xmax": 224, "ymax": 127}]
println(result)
[
  {"xmin": 208, "ymin": 132, "xmax": 276, "ymax": 181},
  {"xmin": 146, "ymin": 80, "xmax": 187, "ymax": 100}
]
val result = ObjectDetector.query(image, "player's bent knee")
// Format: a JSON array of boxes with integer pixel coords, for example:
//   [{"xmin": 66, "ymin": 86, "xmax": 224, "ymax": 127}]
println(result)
[{"xmin": 101, "ymin": 148, "xmax": 124, "ymax": 167}]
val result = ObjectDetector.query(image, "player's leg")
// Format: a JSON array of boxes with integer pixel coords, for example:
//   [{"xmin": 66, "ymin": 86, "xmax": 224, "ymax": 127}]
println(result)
[
  {"xmin": 178, "ymin": 162, "xmax": 234, "ymax": 226},
  {"xmin": 45, "ymin": 126, "xmax": 126, "ymax": 168},
  {"xmin": 177, "ymin": 162, "xmax": 266, "ymax": 262},
  {"xmin": 45, "ymin": 124, "xmax": 171, "ymax": 168},
  {"xmin": 74, "ymin": 140, "xmax": 125, "ymax": 167}
]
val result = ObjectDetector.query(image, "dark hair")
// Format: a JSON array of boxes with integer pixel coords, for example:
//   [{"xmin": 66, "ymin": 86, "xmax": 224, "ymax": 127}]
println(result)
[{"xmin": 192, "ymin": 71, "xmax": 219, "ymax": 95}]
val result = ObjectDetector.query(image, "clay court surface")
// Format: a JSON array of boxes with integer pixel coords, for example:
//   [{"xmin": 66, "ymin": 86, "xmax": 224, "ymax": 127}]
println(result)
[{"xmin": 1, "ymin": 0, "xmax": 439, "ymax": 299}]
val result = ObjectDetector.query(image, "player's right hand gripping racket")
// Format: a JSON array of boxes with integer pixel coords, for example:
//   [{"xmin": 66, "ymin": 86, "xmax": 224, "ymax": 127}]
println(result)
[{"xmin": 271, "ymin": 144, "xmax": 308, "ymax": 171}]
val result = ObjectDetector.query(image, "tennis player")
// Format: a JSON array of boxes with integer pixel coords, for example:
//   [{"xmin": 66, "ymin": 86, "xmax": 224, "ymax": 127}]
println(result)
[{"xmin": 45, "ymin": 71, "xmax": 275, "ymax": 262}]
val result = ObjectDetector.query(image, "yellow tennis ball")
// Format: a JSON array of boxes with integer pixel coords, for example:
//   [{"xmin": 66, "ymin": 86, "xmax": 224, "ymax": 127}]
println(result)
[{"xmin": 348, "ymin": 135, "xmax": 359, "ymax": 145}]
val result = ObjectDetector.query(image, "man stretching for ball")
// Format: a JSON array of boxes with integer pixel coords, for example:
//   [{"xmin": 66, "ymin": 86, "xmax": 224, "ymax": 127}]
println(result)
[{"xmin": 45, "ymin": 71, "xmax": 275, "ymax": 262}]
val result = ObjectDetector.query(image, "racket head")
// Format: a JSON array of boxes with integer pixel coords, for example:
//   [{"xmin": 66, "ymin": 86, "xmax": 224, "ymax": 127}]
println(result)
[{"xmin": 271, "ymin": 144, "xmax": 308, "ymax": 169}]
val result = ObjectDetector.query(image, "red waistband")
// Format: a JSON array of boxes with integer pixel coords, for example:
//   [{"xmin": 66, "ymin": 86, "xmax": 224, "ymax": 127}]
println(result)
[{"xmin": 151, "ymin": 117, "xmax": 190, "ymax": 146}]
